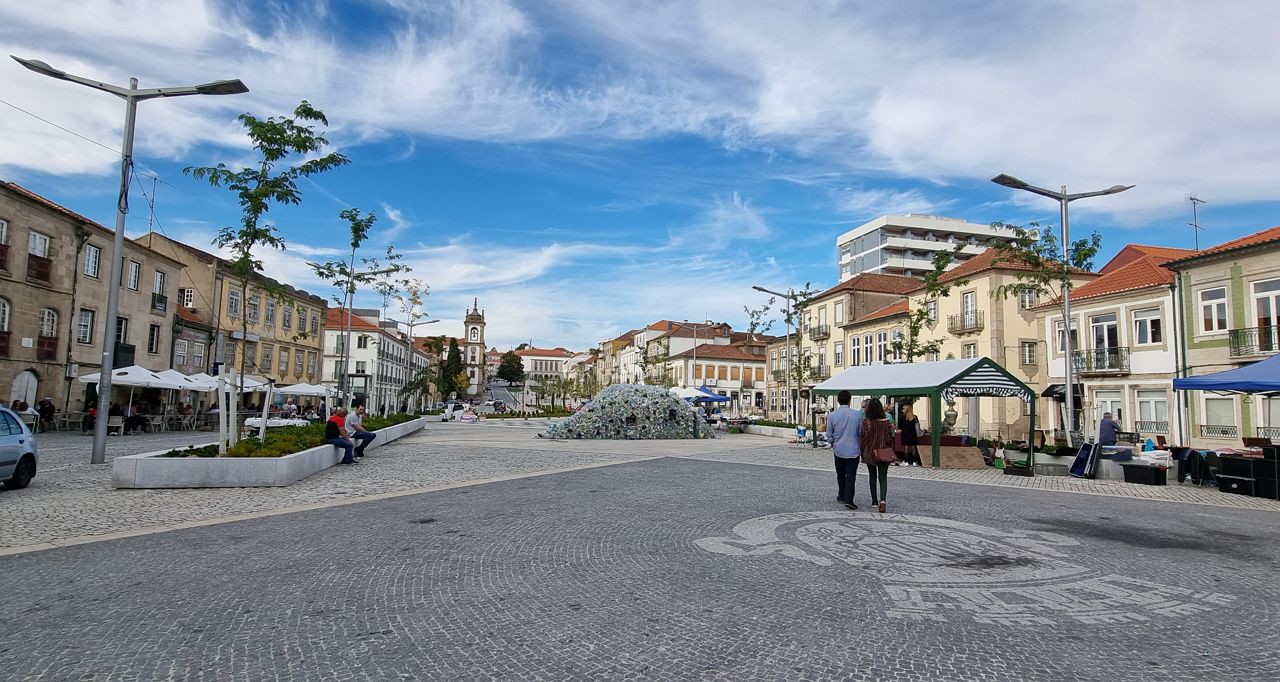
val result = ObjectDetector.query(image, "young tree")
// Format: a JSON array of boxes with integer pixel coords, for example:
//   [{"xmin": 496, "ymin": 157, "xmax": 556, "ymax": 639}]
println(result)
[
  {"xmin": 496, "ymin": 350, "xmax": 526, "ymax": 385},
  {"xmin": 988, "ymin": 220, "xmax": 1102, "ymax": 306},
  {"xmin": 185, "ymin": 101, "xmax": 349, "ymax": 446},
  {"xmin": 439, "ymin": 338, "xmax": 465, "ymax": 398},
  {"xmin": 399, "ymin": 365, "xmax": 436, "ymax": 410},
  {"xmin": 892, "ymin": 244, "xmax": 969, "ymax": 363}
]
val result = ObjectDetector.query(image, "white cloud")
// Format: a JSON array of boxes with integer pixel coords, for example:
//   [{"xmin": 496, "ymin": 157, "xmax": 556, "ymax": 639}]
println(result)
[{"xmin": 833, "ymin": 187, "xmax": 945, "ymax": 222}]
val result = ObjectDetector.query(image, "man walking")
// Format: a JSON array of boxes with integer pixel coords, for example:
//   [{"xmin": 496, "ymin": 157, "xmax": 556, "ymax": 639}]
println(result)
[
  {"xmin": 345, "ymin": 404, "xmax": 377, "ymax": 459},
  {"xmin": 825, "ymin": 390, "xmax": 863, "ymax": 509},
  {"xmin": 326, "ymin": 407, "xmax": 357, "ymax": 465},
  {"xmin": 1099, "ymin": 412, "xmax": 1119, "ymax": 446}
]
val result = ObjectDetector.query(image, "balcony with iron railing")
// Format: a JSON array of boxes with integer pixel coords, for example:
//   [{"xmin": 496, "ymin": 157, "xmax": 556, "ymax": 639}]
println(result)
[
  {"xmin": 1135, "ymin": 420, "xmax": 1170, "ymax": 435},
  {"xmin": 1072, "ymin": 347, "xmax": 1131, "ymax": 375},
  {"xmin": 808, "ymin": 324, "xmax": 830, "ymax": 341},
  {"xmin": 151, "ymin": 293, "xmax": 168, "ymax": 313},
  {"xmin": 1200, "ymin": 424, "xmax": 1238, "ymax": 438},
  {"xmin": 772, "ymin": 369, "xmax": 786, "ymax": 382},
  {"xmin": 1257, "ymin": 426, "xmax": 1280, "ymax": 440},
  {"xmin": 26, "ymin": 253, "xmax": 51, "ymax": 282},
  {"xmin": 810, "ymin": 365, "xmax": 831, "ymax": 381},
  {"xmin": 1228, "ymin": 325, "xmax": 1280, "ymax": 357},
  {"xmin": 947, "ymin": 311, "xmax": 984, "ymax": 335}
]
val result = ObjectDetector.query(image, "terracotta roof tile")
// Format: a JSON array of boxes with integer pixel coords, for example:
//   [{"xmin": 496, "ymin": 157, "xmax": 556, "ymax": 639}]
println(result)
[
  {"xmin": 669, "ymin": 343, "xmax": 767, "ymax": 361},
  {"xmin": 1069, "ymin": 255, "xmax": 1175, "ymax": 302},
  {"xmin": 515, "ymin": 347, "xmax": 574, "ymax": 358},
  {"xmin": 1165, "ymin": 225, "xmax": 1280, "ymax": 266},
  {"xmin": 937, "ymin": 247, "xmax": 1094, "ymax": 285},
  {"xmin": 176, "ymin": 307, "xmax": 212, "ymax": 327},
  {"xmin": 811, "ymin": 272, "xmax": 923, "ymax": 300},
  {"xmin": 324, "ymin": 308, "xmax": 381, "ymax": 331},
  {"xmin": 849, "ymin": 299, "xmax": 911, "ymax": 324},
  {"xmin": 1100, "ymin": 244, "xmax": 1196, "ymax": 275}
]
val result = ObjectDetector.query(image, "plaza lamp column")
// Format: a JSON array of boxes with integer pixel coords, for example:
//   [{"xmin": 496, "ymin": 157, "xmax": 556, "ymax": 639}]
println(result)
[
  {"xmin": 991, "ymin": 174, "xmax": 1133, "ymax": 442},
  {"xmin": 11, "ymin": 56, "xmax": 247, "ymax": 464},
  {"xmin": 753, "ymin": 285, "xmax": 800, "ymax": 424},
  {"xmin": 405, "ymin": 318, "xmax": 439, "ymax": 410}
]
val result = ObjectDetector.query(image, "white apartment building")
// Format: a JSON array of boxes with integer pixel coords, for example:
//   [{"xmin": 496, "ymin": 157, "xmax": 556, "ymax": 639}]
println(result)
[
  {"xmin": 836, "ymin": 214, "xmax": 1004, "ymax": 280},
  {"xmin": 323, "ymin": 308, "xmax": 429, "ymax": 414}
]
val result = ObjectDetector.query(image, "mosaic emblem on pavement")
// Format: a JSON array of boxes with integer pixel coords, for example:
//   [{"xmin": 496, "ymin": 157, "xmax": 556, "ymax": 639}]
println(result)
[{"xmin": 694, "ymin": 512, "xmax": 1235, "ymax": 625}]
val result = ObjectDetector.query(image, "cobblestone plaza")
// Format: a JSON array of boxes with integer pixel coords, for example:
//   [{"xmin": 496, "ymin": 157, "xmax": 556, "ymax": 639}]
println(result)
[{"xmin": 2, "ymin": 424, "xmax": 1278, "ymax": 679}]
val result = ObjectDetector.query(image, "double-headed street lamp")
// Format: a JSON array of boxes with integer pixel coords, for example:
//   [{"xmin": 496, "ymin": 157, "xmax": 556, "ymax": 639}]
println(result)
[
  {"xmin": 990, "ymin": 174, "xmax": 1133, "ymax": 442},
  {"xmin": 12, "ymin": 56, "xmax": 248, "ymax": 464},
  {"xmin": 752, "ymin": 284, "xmax": 803, "ymax": 424}
]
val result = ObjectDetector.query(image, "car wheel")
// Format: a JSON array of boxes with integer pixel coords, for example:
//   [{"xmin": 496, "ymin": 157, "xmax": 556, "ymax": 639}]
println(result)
[{"xmin": 4, "ymin": 455, "xmax": 36, "ymax": 490}]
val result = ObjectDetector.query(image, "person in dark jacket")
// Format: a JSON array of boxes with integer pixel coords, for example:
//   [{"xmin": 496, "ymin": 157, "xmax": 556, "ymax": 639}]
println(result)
[
  {"xmin": 860, "ymin": 398, "xmax": 895, "ymax": 514},
  {"xmin": 1099, "ymin": 412, "xmax": 1119, "ymax": 446},
  {"xmin": 897, "ymin": 403, "xmax": 923, "ymax": 467},
  {"xmin": 326, "ymin": 407, "xmax": 356, "ymax": 465}
]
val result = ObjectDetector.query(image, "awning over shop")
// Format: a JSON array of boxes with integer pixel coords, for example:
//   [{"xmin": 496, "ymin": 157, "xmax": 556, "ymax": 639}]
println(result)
[
  {"xmin": 1040, "ymin": 383, "xmax": 1085, "ymax": 401},
  {"xmin": 1173, "ymin": 353, "xmax": 1280, "ymax": 394}
]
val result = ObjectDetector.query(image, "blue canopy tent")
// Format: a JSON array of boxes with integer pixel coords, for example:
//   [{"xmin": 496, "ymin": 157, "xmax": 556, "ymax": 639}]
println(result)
[
  {"xmin": 1173, "ymin": 353, "xmax": 1280, "ymax": 394},
  {"xmin": 696, "ymin": 386, "xmax": 730, "ymax": 403}
]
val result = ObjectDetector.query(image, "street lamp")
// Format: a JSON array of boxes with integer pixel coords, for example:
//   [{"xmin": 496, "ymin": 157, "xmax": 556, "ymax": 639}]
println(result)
[
  {"xmin": 11, "ymin": 56, "xmax": 248, "ymax": 465},
  {"xmin": 309, "ymin": 264, "xmax": 404, "ymax": 409},
  {"xmin": 753, "ymin": 284, "xmax": 804, "ymax": 424},
  {"xmin": 404, "ymin": 318, "xmax": 439, "ymax": 411},
  {"xmin": 990, "ymin": 173, "xmax": 1133, "ymax": 442}
]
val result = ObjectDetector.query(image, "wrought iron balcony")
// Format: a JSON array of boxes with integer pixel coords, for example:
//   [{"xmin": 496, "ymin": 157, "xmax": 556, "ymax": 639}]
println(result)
[
  {"xmin": 947, "ymin": 311, "xmax": 984, "ymax": 334},
  {"xmin": 1200, "ymin": 424, "xmax": 1238, "ymax": 438},
  {"xmin": 1229, "ymin": 325, "xmax": 1280, "ymax": 357},
  {"xmin": 1257, "ymin": 426, "xmax": 1280, "ymax": 440},
  {"xmin": 151, "ymin": 293, "xmax": 168, "ymax": 312},
  {"xmin": 113, "ymin": 343, "xmax": 135, "ymax": 368},
  {"xmin": 26, "ymin": 253, "xmax": 51, "ymax": 282},
  {"xmin": 810, "ymin": 365, "xmax": 831, "ymax": 381},
  {"xmin": 808, "ymin": 324, "xmax": 830, "ymax": 340},
  {"xmin": 1071, "ymin": 347, "xmax": 1131, "ymax": 375},
  {"xmin": 772, "ymin": 369, "xmax": 786, "ymax": 381},
  {"xmin": 1135, "ymin": 420, "xmax": 1169, "ymax": 435}
]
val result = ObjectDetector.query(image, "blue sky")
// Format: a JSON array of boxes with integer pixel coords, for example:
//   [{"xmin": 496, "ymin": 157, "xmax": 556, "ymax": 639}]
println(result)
[{"xmin": 3, "ymin": 1, "xmax": 1280, "ymax": 350}]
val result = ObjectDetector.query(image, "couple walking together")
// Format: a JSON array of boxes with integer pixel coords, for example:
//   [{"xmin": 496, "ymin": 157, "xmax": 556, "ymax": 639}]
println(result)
[{"xmin": 825, "ymin": 390, "xmax": 903, "ymax": 513}]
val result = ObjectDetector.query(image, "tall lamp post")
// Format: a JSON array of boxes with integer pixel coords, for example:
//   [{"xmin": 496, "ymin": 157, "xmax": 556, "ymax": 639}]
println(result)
[
  {"xmin": 753, "ymin": 285, "xmax": 803, "ymax": 424},
  {"xmin": 991, "ymin": 174, "xmax": 1133, "ymax": 442},
  {"xmin": 11, "ymin": 56, "xmax": 247, "ymax": 464},
  {"xmin": 404, "ymin": 318, "xmax": 439, "ymax": 411}
]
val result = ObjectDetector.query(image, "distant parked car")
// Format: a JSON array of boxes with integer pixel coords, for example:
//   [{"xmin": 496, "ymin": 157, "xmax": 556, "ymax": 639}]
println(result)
[{"xmin": 0, "ymin": 406, "xmax": 38, "ymax": 489}]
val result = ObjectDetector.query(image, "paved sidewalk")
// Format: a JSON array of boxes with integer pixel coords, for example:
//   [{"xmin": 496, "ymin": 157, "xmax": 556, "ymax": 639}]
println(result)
[{"xmin": 3, "ymin": 422, "xmax": 1277, "ymax": 555}]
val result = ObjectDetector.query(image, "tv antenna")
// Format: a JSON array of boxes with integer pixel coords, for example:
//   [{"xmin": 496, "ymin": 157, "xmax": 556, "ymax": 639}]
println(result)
[{"xmin": 1188, "ymin": 194, "xmax": 1206, "ymax": 251}]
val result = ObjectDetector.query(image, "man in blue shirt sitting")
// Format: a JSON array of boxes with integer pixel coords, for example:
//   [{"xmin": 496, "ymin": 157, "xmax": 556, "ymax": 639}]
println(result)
[{"xmin": 825, "ymin": 390, "xmax": 864, "ymax": 509}]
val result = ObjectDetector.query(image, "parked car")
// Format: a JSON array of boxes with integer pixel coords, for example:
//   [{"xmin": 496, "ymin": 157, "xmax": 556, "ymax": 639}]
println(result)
[{"xmin": 0, "ymin": 406, "xmax": 38, "ymax": 489}]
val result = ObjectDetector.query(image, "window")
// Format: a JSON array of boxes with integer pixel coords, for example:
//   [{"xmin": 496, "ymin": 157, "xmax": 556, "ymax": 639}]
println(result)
[
  {"xmin": 298, "ymin": 308, "xmax": 307, "ymax": 331},
  {"xmin": 834, "ymin": 341, "xmax": 844, "ymax": 366},
  {"xmin": 39, "ymin": 308, "xmax": 58, "ymax": 336},
  {"xmin": 307, "ymin": 352, "xmax": 317, "ymax": 375},
  {"xmin": 356, "ymin": 361, "xmax": 367, "ymax": 374},
  {"xmin": 891, "ymin": 330, "xmax": 904, "ymax": 361},
  {"xmin": 228, "ymin": 289, "xmax": 241, "ymax": 317},
  {"xmin": 1199, "ymin": 287, "xmax": 1228, "ymax": 333},
  {"xmin": 245, "ymin": 342, "xmax": 258, "ymax": 368},
  {"xmin": 248, "ymin": 295, "xmax": 260, "ymax": 322},
  {"xmin": 1054, "ymin": 321, "xmax": 1079, "ymax": 354},
  {"xmin": 926, "ymin": 300, "xmax": 938, "ymax": 322},
  {"xmin": 126, "ymin": 260, "xmax": 140, "ymax": 290},
  {"xmin": 279, "ymin": 347, "xmax": 290, "ymax": 373},
  {"xmin": 265, "ymin": 299, "xmax": 276, "ymax": 324},
  {"xmin": 28, "ymin": 231, "xmax": 50, "ymax": 257},
  {"xmin": 875, "ymin": 331, "xmax": 888, "ymax": 363},
  {"xmin": 1018, "ymin": 288, "xmax": 1039, "ymax": 310},
  {"xmin": 1133, "ymin": 308, "xmax": 1163, "ymax": 345},
  {"xmin": 175, "ymin": 339, "xmax": 189, "ymax": 365},
  {"xmin": 77, "ymin": 309, "xmax": 95, "ymax": 343},
  {"xmin": 193, "ymin": 342, "xmax": 205, "ymax": 368},
  {"xmin": 961, "ymin": 291, "xmax": 978, "ymax": 325},
  {"xmin": 261, "ymin": 344, "xmax": 274, "ymax": 371},
  {"xmin": 0, "ymin": 219, "xmax": 6, "ymax": 244},
  {"xmin": 179, "ymin": 288, "xmax": 194, "ymax": 308},
  {"xmin": 962, "ymin": 342, "xmax": 977, "ymax": 359},
  {"xmin": 223, "ymin": 340, "xmax": 237, "ymax": 363},
  {"xmin": 153, "ymin": 270, "xmax": 166, "ymax": 295},
  {"xmin": 357, "ymin": 335, "xmax": 370, "ymax": 349},
  {"xmin": 147, "ymin": 324, "xmax": 161, "ymax": 354},
  {"xmin": 926, "ymin": 352, "xmax": 940, "ymax": 363},
  {"xmin": 1137, "ymin": 390, "xmax": 1168, "ymax": 425},
  {"xmin": 83, "ymin": 244, "xmax": 101, "ymax": 277},
  {"xmin": 1020, "ymin": 341, "xmax": 1036, "ymax": 366},
  {"xmin": 1204, "ymin": 397, "xmax": 1235, "ymax": 426},
  {"xmin": 282, "ymin": 306, "xmax": 292, "ymax": 328},
  {"xmin": 834, "ymin": 302, "xmax": 844, "ymax": 325},
  {"xmin": 116, "ymin": 317, "xmax": 129, "ymax": 344},
  {"xmin": 310, "ymin": 315, "xmax": 318, "ymax": 335},
  {"xmin": 850, "ymin": 336, "xmax": 861, "ymax": 366}
]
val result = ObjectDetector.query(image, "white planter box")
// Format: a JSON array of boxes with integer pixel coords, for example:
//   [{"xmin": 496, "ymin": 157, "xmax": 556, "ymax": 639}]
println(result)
[
  {"xmin": 743, "ymin": 424, "xmax": 803, "ymax": 439},
  {"xmin": 112, "ymin": 417, "xmax": 427, "ymax": 489}
]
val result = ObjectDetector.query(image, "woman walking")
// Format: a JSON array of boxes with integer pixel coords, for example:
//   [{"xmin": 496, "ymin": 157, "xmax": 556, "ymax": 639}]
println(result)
[
  {"xmin": 860, "ymin": 398, "xmax": 896, "ymax": 513},
  {"xmin": 898, "ymin": 404, "xmax": 923, "ymax": 467}
]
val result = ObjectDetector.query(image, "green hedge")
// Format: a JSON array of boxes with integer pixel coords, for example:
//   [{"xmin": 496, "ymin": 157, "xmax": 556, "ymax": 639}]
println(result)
[
  {"xmin": 753, "ymin": 419, "xmax": 799, "ymax": 429},
  {"xmin": 159, "ymin": 413, "xmax": 419, "ymax": 458}
]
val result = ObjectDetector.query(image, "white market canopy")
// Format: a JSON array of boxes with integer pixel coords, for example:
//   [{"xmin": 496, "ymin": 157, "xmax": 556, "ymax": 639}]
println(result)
[
  {"xmin": 277, "ymin": 383, "xmax": 334, "ymax": 397},
  {"xmin": 155, "ymin": 369, "xmax": 218, "ymax": 392},
  {"xmin": 670, "ymin": 386, "xmax": 706, "ymax": 400},
  {"xmin": 78, "ymin": 365, "xmax": 185, "ymax": 389}
]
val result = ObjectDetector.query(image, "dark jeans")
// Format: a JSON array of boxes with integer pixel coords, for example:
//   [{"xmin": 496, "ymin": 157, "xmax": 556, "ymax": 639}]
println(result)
[
  {"xmin": 350, "ymin": 430, "xmax": 376, "ymax": 454},
  {"xmin": 834, "ymin": 455, "xmax": 860, "ymax": 503},
  {"xmin": 328, "ymin": 438, "xmax": 355, "ymax": 464},
  {"xmin": 866, "ymin": 460, "xmax": 890, "ymax": 504}
]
